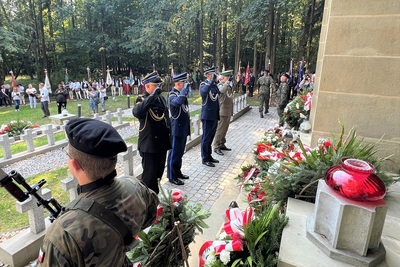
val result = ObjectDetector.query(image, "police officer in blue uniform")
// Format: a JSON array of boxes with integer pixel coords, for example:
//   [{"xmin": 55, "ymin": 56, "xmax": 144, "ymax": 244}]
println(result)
[
  {"xmin": 200, "ymin": 66, "xmax": 220, "ymax": 167},
  {"xmin": 167, "ymin": 72, "xmax": 190, "ymax": 185},
  {"xmin": 133, "ymin": 71, "xmax": 171, "ymax": 194}
]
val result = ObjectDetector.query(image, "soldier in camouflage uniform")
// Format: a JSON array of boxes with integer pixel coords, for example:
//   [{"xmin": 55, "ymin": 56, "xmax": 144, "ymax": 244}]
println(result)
[
  {"xmin": 37, "ymin": 118, "xmax": 159, "ymax": 267},
  {"xmin": 256, "ymin": 70, "xmax": 275, "ymax": 118},
  {"xmin": 275, "ymin": 73, "xmax": 290, "ymax": 126}
]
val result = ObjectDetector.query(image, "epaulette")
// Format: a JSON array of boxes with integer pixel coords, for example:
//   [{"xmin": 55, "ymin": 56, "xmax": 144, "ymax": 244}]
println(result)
[{"xmin": 200, "ymin": 81, "xmax": 208, "ymax": 87}]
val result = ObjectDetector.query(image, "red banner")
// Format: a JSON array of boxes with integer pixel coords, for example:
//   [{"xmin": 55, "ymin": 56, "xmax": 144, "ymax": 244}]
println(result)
[{"xmin": 244, "ymin": 63, "xmax": 250, "ymax": 85}]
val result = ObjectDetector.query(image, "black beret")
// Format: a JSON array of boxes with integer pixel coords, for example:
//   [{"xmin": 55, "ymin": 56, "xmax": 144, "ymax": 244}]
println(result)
[
  {"xmin": 173, "ymin": 72, "xmax": 187, "ymax": 82},
  {"xmin": 142, "ymin": 71, "xmax": 162, "ymax": 85},
  {"xmin": 65, "ymin": 118, "xmax": 127, "ymax": 158},
  {"xmin": 204, "ymin": 66, "xmax": 217, "ymax": 74}
]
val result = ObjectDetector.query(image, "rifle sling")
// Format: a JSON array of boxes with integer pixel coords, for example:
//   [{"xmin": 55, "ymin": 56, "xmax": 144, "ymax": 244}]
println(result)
[{"xmin": 69, "ymin": 197, "xmax": 134, "ymax": 246}]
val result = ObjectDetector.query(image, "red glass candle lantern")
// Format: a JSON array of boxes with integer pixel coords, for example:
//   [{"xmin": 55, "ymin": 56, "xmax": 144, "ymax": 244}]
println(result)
[{"xmin": 324, "ymin": 158, "xmax": 386, "ymax": 201}]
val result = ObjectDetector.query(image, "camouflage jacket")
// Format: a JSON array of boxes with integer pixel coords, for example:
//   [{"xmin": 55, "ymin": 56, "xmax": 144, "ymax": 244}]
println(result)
[
  {"xmin": 257, "ymin": 76, "xmax": 275, "ymax": 94},
  {"xmin": 37, "ymin": 175, "xmax": 159, "ymax": 267},
  {"xmin": 275, "ymin": 82, "xmax": 290, "ymax": 108}
]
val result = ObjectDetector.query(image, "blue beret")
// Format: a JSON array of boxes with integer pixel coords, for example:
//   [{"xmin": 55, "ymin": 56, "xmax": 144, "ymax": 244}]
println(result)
[
  {"xmin": 204, "ymin": 66, "xmax": 217, "ymax": 75},
  {"xmin": 173, "ymin": 72, "xmax": 187, "ymax": 83},
  {"xmin": 65, "ymin": 118, "xmax": 127, "ymax": 158},
  {"xmin": 142, "ymin": 71, "xmax": 162, "ymax": 85}
]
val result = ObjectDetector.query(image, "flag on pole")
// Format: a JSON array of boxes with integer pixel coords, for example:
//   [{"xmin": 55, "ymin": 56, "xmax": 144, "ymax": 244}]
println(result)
[
  {"xmin": 289, "ymin": 59, "xmax": 294, "ymax": 83},
  {"xmin": 222, "ymin": 63, "xmax": 226, "ymax": 72},
  {"xmin": 87, "ymin": 67, "xmax": 91, "ymax": 82},
  {"xmin": 128, "ymin": 68, "xmax": 133, "ymax": 85},
  {"xmin": 298, "ymin": 58, "xmax": 304, "ymax": 84},
  {"xmin": 65, "ymin": 69, "xmax": 69, "ymax": 84},
  {"xmin": 244, "ymin": 62, "xmax": 250, "ymax": 85},
  {"xmin": 236, "ymin": 60, "xmax": 242, "ymax": 82},
  {"xmin": 267, "ymin": 60, "xmax": 271, "ymax": 73},
  {"xmin": 44, "ymin": 69, "xmax": 52, "ymax": 93},
  {"xmin": 9, "ymin": 71, "xmax": 17, "ymax": 88},
  {"xmin": 153, "ymin": 64, "xmax": 156, "ymax": 72},
  {"xmin": 171, "ymin": 63, "xmax": 175, "ymax": 77},
  {"xmin": 107, "ymin": 67, "xmax": 113, "ymax": 86}
]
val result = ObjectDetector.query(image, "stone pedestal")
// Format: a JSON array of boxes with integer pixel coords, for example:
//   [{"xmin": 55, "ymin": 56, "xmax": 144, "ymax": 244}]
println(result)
[
  {"xmin": 48, "ymin": 113, "xmax": 78, "ymax": 125},
  {"xmin": 306, "ymin": 180, "xmax": 387, "ymax": 267}
]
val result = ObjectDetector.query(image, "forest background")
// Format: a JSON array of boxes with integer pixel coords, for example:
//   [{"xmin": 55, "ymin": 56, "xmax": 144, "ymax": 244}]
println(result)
[{"xmin": 0, "ymin": 0, "xmax": 324, "ymax": 84}]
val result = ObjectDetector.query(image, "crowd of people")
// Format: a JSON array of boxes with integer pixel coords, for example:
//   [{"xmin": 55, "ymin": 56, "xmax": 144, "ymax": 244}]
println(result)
[{"xmin": 0, "ymin": 65, "xmax": 315, "ymax": 266}]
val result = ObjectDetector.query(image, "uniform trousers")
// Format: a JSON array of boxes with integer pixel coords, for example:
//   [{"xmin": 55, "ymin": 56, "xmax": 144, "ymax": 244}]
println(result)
[
  {"xmin": 167, "ymin": 135, "xmax": 187, "ymax": 180},
  {"xmin": 139, "ymin": 151, "xmax": 167, "ymax": 194},
  {"xmin": 213, "ymin": 116, "xmax": 230, "ymax": 149},
  {"xmin": 258, "ymin": 90, "xmax": 271, "ymax": 114},
  {"xmin": 201, "ymin": 119, "xmax": 218, "ymax": 162}
]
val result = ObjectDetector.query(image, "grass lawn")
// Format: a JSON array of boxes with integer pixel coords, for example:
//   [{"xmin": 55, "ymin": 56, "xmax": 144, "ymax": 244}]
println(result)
[{"xmin": 0, "ymin": 87, "xmax": 256, "ymax": 233}]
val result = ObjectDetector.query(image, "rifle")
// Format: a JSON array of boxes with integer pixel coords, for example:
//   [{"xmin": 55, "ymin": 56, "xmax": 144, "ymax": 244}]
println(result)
[{"xmin": 0, "ymin": 169, "xmax": 64, "ymax": 222}]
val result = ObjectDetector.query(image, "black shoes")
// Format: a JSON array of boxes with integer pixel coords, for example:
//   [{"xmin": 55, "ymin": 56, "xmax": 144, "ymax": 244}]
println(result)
[
  {"xmin": 169, "ymin": 178, "xmax": 184, "ymax": 185},
  {"xmin": 210, "ymin": 157, "xmax": 219, "ymax": 163},
  {"xmin": 180, "ymin": 174, "xmax": 189, "ymax": 179},
  {"xmin": 264, "ymin": 110, "xmax": 269, "ymax": 114},
  {"xmin": 202, "ymin": 161, "xmax": 215, "ymax": 167},
  {"xmin": 214, "ymin": 149, "xmax": 224, "ymax": 155},
  {"xmin": 260, "ymin": 114, "xmax": 264, "ymax": 118},
  {"xmin": 220, "ymin": 146, "xmax": 232, "ymax": 151}
]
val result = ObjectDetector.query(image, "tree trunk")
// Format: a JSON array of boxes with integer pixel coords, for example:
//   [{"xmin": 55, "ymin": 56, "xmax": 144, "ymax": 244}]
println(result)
[
  {"xmin": 234, "ymin": 22, "xmax": 241, "ymax": 78},
  {"xmin": 265, "ymin": 0, "xmax": 274, "ymax": 71},
  {"xmin": 272, "ymin": 8, "xmax": 280, "ymax": 74},
  {"xmin": 306, "ymin": 0, "xmax": 316, "ymax": 71},
  {"xmin": 252, "ymin": 39, "xmax": 257, "ymax": 77},
  {"xmin": 222, "ymin": 14, "xmax": 228, "ymax": 67},
  {"xmin": 199, "ymin": 0, "xmax": 204, "ymax": 77},
  {"xmin": 215, "ymin": 17, "xmax": 222, "ymax": 71}
]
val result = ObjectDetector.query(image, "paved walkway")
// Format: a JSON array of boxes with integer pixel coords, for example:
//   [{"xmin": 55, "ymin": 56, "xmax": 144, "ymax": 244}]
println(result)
[{"xmin": 161, "ymin": 106, "xmax": 280, "ymax": 210}]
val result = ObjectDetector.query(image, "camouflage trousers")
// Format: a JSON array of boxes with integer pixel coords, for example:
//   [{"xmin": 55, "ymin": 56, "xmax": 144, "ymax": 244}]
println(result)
[{"xmin": 258, "ymin": 89, "xmax": 270, "ymax": 114}]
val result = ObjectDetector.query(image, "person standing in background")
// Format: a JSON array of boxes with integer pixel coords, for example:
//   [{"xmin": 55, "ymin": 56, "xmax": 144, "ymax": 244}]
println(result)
[
  {"xmin": 26, "ymin": 84, "xmax": 37, "ymax": 109},
  {"xmin": 257, "ymin": 70, "xmax": 275, "ymax": 118},
  {"xmin": 55, "ymin": 84, "xmax": 68, "ymax": 114},
  {"xmin": 12, "ymin": 87, "xmax": 20, "ymax": 111},
  {"xmin": 38, "ymin": 83, "xmax": 50, "ymax": 118}
]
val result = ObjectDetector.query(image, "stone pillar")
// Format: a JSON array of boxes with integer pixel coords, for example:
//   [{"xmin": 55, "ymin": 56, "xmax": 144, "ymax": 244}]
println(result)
[{"xmin": 310, "ymin": 0, "xmax": 400, "ymax": 173}]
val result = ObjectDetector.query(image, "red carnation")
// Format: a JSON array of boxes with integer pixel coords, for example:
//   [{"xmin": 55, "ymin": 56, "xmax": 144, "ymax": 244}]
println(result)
[{"xmin": 324, "ymin": 140, "xmax": 332, "ymax": 147}]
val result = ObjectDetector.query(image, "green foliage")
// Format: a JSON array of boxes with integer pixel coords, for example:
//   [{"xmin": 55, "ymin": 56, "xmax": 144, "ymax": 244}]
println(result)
[
  {"xmin": 127, "ymin": 186, "xmax": 211, "ymax": 266},
  {"xmin": 263, "ymin": 124, "xmax": 396, "ymax": 203},
  {"xmin": 242, "ymin": 203, "xmax": 288, "ymax": 267},
  {"xmin": 0, "ymin": 120, "xmax": 36, "ymax": 137}
]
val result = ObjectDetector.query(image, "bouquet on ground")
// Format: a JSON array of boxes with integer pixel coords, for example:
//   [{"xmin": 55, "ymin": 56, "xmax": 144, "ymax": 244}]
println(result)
[
  {"xmin": 127, "ymin": 187, "xmax": 211, "ymax": 267},
  {"xmin": 238, "ymin": 124, "xmax": 396, "ymax": 207},
  {"xmin": 281, "ymin": 91, "xmax": 313, "ymax": 130},
  {"xmin": 0, "ymin": 120, "xmax": 39, "ymax": 137},
  {"xmin": 200, "ymin": 203, "xmax": 288, "ymax": 267}
]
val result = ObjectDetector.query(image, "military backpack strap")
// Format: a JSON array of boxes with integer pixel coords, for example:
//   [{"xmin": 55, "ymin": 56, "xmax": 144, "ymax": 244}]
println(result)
[{"xmin": 69, "ymin": 197, "xmax": 134, "ymax": 246}]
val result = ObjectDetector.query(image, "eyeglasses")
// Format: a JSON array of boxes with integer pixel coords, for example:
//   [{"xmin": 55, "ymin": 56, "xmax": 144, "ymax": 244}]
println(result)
[{"xmin": 62, "ymin": 146, "xmax": 84, "ymax": 171}]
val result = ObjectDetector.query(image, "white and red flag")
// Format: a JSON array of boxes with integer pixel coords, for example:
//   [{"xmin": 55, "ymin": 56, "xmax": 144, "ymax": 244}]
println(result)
[{"xmin": 244, "ymin": 62, "xmax": 250, "ymax": 85}]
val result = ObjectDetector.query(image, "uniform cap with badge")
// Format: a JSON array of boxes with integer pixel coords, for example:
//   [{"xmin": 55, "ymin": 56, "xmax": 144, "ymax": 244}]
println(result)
[
  {"xmin": 204, "ymin": 66, "xmax": 217, "ymax": 75},
  {"xmin": 221, "ymin": 70, "xmax": 233, "ymax": 77},
  {"xmin": 65, "ymin": 118, "xmax": 127, "ymax": 159},
  {"xmin": 172, "ymin": 72, "xmax": 187, "ymax": 83},
  {"xmin": 142, "ymin": 71, "xmax": 162, "ymax": 85}
]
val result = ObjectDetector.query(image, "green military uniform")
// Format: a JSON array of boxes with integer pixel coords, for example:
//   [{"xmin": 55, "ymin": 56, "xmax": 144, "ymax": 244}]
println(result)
[
  {"xmin": 36, "ymin": 117, "xmax": 159, "ymax": 267},
  {"xmin": 275, "ymin": 81, "xmax": 290, "ymax": 126},
  {"xmin": 213, "ymin": 79, "xmax": 233, "ymax": 151},
  {"xmin": 257, "ymin": 75, "xmax": 275, "ymax": 117},
  {"xmin": 37, "ymin": 174, "xmax": 158, "ymax": 267}
]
